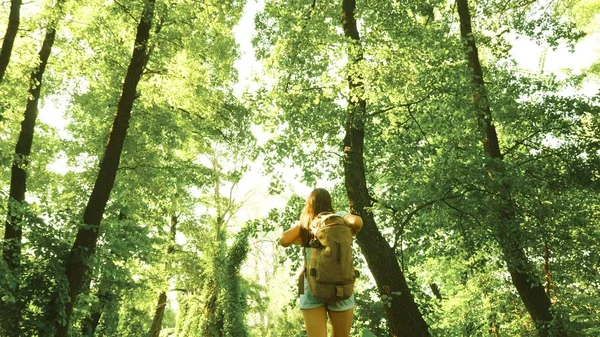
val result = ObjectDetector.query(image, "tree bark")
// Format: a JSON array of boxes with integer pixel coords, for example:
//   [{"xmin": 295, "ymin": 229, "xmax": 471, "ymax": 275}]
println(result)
[
  {"xmin": 202, "ymin": 283, "xmax": 224, "ymax": 337},
  {"xmin": 1, "ymin": 1, "xmax": 63, "ymax": 334},
  {"xmin": 149, "ymin": 292, "xmax": 168, "ymax": 337},
  {"xmin": 455, "ymin": 0, "xmax": 567, "ymax": 336},
  {"xmin": 0, "ymin": 0, "xmax": 22, "ymax": 83},
  {"xmin": 52, "ymin": 1, "xmax": 156, "ymax": 335},
  {"xmin": 340, "ymin": 1, "xmax": 431, "ymax": 336}
]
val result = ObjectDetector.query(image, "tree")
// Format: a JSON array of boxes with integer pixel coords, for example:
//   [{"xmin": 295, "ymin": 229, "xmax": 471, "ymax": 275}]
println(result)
[
  {"xmin": 50, "ymin": 1, "xmax": 247, "ymax": 334},
  {"xmin": 340, "ymin": 0, "xmax": 431, "ymax": 335},
  {"xmin": 454, "ymin": 0, "xmax": 579, "ymax": 334},
  {"xmin": 0, "ymin": 0, "xmax": 22, "ymax": 83},
  {"xmin": 148, "ymin": 214, "xmax": 177, "ymax": 337},
  {"xmin": 1, "ymin": 1, "xmax": 65, "ymax": 335},
  {"xmin": 47, "ymin": 0, "xmax": 156, "ymax": 334},
  {"xmin": 253, "ymin": 0, "xmax": 444, "ymax": 334},
  {"xmin": 251, "ymin": 0, "xmax": 599, "ymax": 335},
  {"xmin": 171, "ymin": 172, "xmax": 252, "ymax": 336}
]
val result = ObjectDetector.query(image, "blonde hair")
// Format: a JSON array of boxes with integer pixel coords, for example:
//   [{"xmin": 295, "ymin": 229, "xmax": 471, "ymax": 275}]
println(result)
[{"xmin": 299, "ymin": 188, "xmax": 334, "ymax": 246}]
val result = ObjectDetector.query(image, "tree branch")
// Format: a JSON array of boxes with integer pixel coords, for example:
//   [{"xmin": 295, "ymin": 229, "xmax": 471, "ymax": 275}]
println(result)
[
  {"xmin": 503, "ymin": 124, "xmax": 567, "ymax": 158},
  {"xmin": 407, "ymin": 105, "xmax": 431, "ymax": 145},
  {"xmin": 373, "ymin": 192, "xmax": 462, "ymax": 250},
  {"xmin": 368, "ymin": 90, "xmax": 434, "ymax": 117},
  {"xmin": 113, "ymin": 0, "xmax": 137, "ymax": 22},
  {"xmin": 441, "ymin": 199, "xmax": 497, "ymax": 242}
]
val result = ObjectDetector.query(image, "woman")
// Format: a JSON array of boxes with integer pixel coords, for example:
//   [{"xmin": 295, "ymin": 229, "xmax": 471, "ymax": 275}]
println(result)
[{"xmin": 279, "ymin": 188, "xmax": 363, "ymax": 337}]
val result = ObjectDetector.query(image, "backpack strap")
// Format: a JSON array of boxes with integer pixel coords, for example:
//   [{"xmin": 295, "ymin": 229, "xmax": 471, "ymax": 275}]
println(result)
[
  {"xmin": 298, "ymin": 267, "xmax": 305, "ymax": 295},
  {"xmin": 298, "ymin": 246, "xmax": 309, "ymax": 296}
]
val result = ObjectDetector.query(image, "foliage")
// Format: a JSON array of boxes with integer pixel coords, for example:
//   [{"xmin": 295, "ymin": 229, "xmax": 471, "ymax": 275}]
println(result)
[
  {"xmin": 250, "ymin": 0, "xmax": 600, "ymax": 335},
  {"xmin": 0, "ymin": 0, "xmax": 598, "ymax": 335}
]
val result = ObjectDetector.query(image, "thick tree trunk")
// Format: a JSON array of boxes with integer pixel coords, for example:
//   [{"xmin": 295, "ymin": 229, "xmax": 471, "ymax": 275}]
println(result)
[
  {"xmin": 455, "ymin": 1, "xmax": 567, "ymax": 336},
  {"xmin": 0, "ymin": 0, "xmax": 22, "ymax": 83},
  {"xmin": 1, "ymin": 2, "xmax": 62, "ymax": 334},
  {"xmin": 340, "ymin": 1, "xmax": 431, "ymax": 336},
  {"xmin": 52, "ymin": 1, "xmax": 156, "ymax": 335}
]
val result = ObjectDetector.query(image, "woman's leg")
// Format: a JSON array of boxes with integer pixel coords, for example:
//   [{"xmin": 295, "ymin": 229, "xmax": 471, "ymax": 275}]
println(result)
[
  {"xmin": 328, "ymin": 308, "xmax": 353, "ymax": 337},
  {"xmin": 301, "ymin": 306, "xmax": 328, "ymax": 337}
]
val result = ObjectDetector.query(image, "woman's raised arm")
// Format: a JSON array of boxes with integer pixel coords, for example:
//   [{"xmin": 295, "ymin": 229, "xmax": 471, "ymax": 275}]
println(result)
[
  {"xmin": 279, "ymin": 223, "xmax": 303, "ymax": 247},
  {"xmin": 343, "ymin": 214, "xmax": 363, "ymax": 236}
]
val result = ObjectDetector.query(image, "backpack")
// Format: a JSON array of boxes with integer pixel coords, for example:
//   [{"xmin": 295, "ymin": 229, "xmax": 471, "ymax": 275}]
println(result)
[{"xmin": 303, "ymin": 212, "xmax": 356, "ymax": 303}]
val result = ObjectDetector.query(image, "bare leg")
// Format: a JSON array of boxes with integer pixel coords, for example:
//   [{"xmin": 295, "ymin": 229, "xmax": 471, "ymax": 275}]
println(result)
[
  {"xmin": 302, "ymin": 306, "xmax": 328, "ymax": 337},
  {"xmin": 328, "ymin": 308, "xmax": 353, "ymax": 337}
]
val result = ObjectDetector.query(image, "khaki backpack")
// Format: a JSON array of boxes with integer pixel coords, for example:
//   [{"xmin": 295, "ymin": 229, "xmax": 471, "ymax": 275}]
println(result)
[{"xmin": 300, "ymin": 212, "xmax": 356, "ymax": 303}]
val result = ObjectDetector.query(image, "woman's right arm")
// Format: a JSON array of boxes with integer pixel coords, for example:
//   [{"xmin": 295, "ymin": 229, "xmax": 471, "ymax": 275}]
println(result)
[{"xmin": 279, "ymin": 223, "xmax": 302, "ymax": 247}]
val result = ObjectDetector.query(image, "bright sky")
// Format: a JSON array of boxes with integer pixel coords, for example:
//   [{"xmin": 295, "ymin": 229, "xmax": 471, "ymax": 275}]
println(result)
[
  {"xmin": 231, "ymin": 0, "xmax": 330, "ymax": 221},
  {"xmin": 510, "ymin": 31, "xmax": 599, "ymax": 95},
  {"xmin": 232, "ymin": 0, "xmax": 264, "ymax": 99}
]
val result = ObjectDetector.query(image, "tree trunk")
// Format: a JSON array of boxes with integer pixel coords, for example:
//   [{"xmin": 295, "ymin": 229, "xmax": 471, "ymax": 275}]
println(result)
[
  {"xmin": 203, "ymin": 284, "xmax": 224, "ymax": 337},
  {"xmin": 148, "ymin": 214, "xmax": 178, "ymax": 337},
  {"xmin": 80, "ymin": 281, "xmax": 114, "ymax": 337},
  {"xmin": 0, "ymin": 0, "xmax": 22, "ymax": 83},
  {"xmin": 52, "ymin": 1, "xmax": 156, "ymax": 335},
  {"xmin": 455, "ymin": 1, "xmax": 567, "ymax": 336},
  {"xmin": 80, "ymin": 212, "xmax": 125, "ymax": 336},
  {"xmin": 149, "ymin": 292, "xmax": 168, "ymax": 337},
  {"xmin": 1, "ymin": 1, "xmax": 63, "ymax": 334},
  {"xmin": 222, "ymin": 226, "xmax": 251, "ymax": 337},
  {"xmin": 80, "ymin": 300, "xmax": 103, "ymax": 337},
  {"xmin": 340, "ymin": 1, "xmax": 431, "ymax": 336}
]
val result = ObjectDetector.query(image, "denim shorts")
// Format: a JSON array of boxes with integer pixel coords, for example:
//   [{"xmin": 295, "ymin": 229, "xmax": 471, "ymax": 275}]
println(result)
[{"xmin": 299, "ymin": 277, "xmax": 355, "ymax": 312}]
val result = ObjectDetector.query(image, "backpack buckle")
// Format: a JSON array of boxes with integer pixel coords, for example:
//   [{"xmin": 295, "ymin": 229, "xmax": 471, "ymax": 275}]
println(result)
[{"xmin": 309, "ymin": 239, "xmax": 323, "ymax": 248}]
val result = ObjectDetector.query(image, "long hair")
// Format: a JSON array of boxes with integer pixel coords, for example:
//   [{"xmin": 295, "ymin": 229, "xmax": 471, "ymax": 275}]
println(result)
[{"xmin": 299, "ymin": 188, "xmax": 334, "ymax": 246}]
